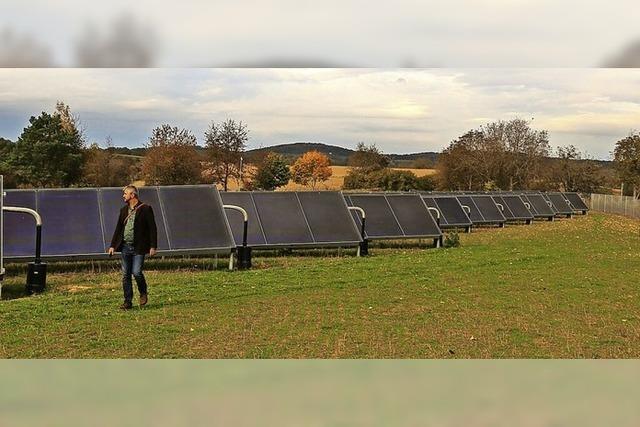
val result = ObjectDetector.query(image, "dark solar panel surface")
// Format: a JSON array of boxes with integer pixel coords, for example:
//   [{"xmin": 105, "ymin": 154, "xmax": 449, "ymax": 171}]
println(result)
[
  {"xmin": 346, "ymin": 195, "xmax": 404, "ymax": 238},
  {"xmin": 296, "ymin": 192, "xmax": 361, "ymax": 243},
  {"xmin": 386, "ymin": 195, "xmax": 440, "ymax": 237},
  {"xmin": 422, "ymin": 197, "xmax": 448, "ymax": 225},
  {"xmin": 220, "ymin": 192, "xmax": 267, "ymax": 246},
  {"xmin": 99, "ymin": 187, "xmax": 170, "ymax": 251},
  {"xmin": 159, "ymin": 186, "xmax": 235, "ymax": 250},
  {"xmin": 546, "ymin": 193, "xmax": 573, "ymax": 214},
  {"xmin": 472, "ymin": 196, "xmax": 506, "ymax": 222},
  {"xmin": 252, "ymin": 192, "xmax": 314, "ymax": 245},
  {"xmin": 434, "ymin": 197, "xmax": 472, "ymax": 227},
  {"xmin": 563, "ymin": 193, "xmax": 589, "ymax": 211},
  {"xmin": 456, "ymin": 196, "xmax": 484, "ymax": 222},
  {"xmin": 501, "ymin": 195, "xmax": 534, "ymax": 220},
  {"xmin": 3, "ymin": 190, "xmax": 37, "ymax": 257},
  {"xmin": 491, "ymin": 195, "xmax": 515, "ymax": 220},
  {"xmin": 38, "ymin": 189, "xmax": 105, "ymax": 256}
]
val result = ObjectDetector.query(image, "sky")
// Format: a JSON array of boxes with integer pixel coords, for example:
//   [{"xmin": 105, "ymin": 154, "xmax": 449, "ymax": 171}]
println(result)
[
  {"xmin": 0, "ymin": 68, "xmax": 638, "ymax": 160},
  {"xmin": 1, "ymin": 0, "xmax": 640, "ymax": 67}
]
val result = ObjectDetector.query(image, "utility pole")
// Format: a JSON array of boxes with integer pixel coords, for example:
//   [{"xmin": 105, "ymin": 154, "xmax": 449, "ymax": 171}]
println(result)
[{"xmin": 239, "ymin": 156, "xmax": 244, "ymax": 191}]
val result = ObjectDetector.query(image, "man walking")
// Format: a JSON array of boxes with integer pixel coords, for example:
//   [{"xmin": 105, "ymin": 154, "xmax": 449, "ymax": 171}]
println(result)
[{"xmin": 108, "ymin": 185, "xmax": 158, "ymax": 310}]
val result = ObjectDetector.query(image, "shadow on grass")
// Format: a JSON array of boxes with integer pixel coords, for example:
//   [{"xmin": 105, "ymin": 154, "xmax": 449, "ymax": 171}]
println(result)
[{"xmin": 1, "ymin": 282, "xmax": 31, "ymax": 300}]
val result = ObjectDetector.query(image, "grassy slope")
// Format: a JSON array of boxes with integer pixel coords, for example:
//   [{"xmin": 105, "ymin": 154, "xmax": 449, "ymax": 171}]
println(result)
[{"xmin": 1, "ymin": 213, "xmax": 639, "ymax": 358}]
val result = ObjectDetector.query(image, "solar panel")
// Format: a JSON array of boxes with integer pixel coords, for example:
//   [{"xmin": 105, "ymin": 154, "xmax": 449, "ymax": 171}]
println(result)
[
  {"xmin": 470, "ymin": 195, "xmax": 506, "ymax": 224},
  {"xmin": 296, "ymin": 192, "xmax": 361, "ymax": 244},
  {"xmin": 345, "ymin": 195, "xmax": 404, "ymax": 239},
  {"xmin": 3, "ymin": 190, "xmax": 37, "ymax": 258},
  {"xmin": 423, "ymin": 196, "xmax": 472, "ymax": 230},
  {"xmin": 99, "ymin": 187, "xmax": 171, "ymax": 251},
  {"xmin": 219, "ymin": 192, "xmax": 267, "ymax": 246},
  {"xmin": 456, "ymin": 196, "xmax": 485, "ymax": 223},
  {"xmin": 386, "ymin": 194, "xmax": 441, "ymax": 237},
  {"xmin": 347, "ymin": 194, "xmax": 441, "ymax": 239},
  {"xmin": 421, "ymin": 197, "xmax": 449, "ymax": 226},
  {"xmin": 158, "ymin": 185, "xmax": 235, "ymax": 251},
  {"xmin": 546, "ymin": 193, "xmax": 574, "ymax": 216},
  {"xmin": 38, "ymin": 189, "xmax": 106, "ymax": 258},
  {"xmin": 491, "ymin": 195, "xmax": 516, "ymax": 220},
  {"xmin": 521, "ymin": 193, "xmax": 555, "ymax": 219},
  {"xmin": 252, "ymin": 192, "xmax": 314, "ymax": 245},
  {"xmin": 500, "ymin": 195, "xmax": 534, "ymax": 222},
  {"xmin": 563, "ymin": 192, "xmax": 589, "ymax": 213}
]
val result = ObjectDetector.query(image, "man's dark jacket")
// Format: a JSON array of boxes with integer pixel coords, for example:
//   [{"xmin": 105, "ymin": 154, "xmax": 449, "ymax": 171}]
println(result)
[{"xmin": 110, "ymin": 202, "xmax": 158, "ymax": 255}]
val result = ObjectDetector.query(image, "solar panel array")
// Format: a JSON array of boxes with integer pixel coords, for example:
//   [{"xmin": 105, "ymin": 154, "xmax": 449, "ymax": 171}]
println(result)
[
  {"xmin": 520, "ymin": 193, "xmax": 555, "ymax": 220},
  {"xmin": 3, "ymin": 183, "xmax": 593, "ymax": 269},
  {"xmin": 421, "ymin": 195, "xmax": 472, "ymax": 231},
  {"xmin": 220, "ymin": 191, "xmax": 362, "ymax": 248},
  {"xmin": 493, "ymin": 195, "xmax": 534, "ymax": 223},
  {"xmin": 563, "ymin": 192, "xmax": 589, "ymax": 214},
  {"xmin": 344, "ymin": 193, "xmax": 442, "ymax": 240},
  {"xmin": 3, "ymin": 185, "xmax": 236, "ymax": 261},
  {"xmin": 545, "ymin": 192, "xmax": 574, "ymax": 216}
]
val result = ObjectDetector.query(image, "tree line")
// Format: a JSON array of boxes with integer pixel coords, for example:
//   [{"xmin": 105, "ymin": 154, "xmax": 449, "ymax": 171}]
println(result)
[{"xmin": 1, "ymin": 104, "xmax": 638, "ymax": 195}]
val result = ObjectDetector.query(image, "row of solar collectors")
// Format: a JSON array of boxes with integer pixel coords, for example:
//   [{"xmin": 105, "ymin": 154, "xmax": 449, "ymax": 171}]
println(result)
[
  {"xmin": 3, "ymin": 186, "xmax": 236, "ymax": 261},
  {"xmin": 3, "ymin": 187, "xmax": 444, "ymax": 261},
  {"xmin": 499, "ymin": 191, "xmax": 588, "ymax": 216},
  {"xmin": 419, "ymin": 192, "xmax": 588, "ymax": 227}
]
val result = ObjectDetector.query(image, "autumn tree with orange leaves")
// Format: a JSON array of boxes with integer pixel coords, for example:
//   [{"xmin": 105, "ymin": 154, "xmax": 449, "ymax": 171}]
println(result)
[{"xmin": 290, "ymin": 150, "xmax": 332, "ymax": 190}]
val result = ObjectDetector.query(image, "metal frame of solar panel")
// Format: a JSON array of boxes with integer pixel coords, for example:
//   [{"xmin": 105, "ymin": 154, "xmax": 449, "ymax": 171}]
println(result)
[
  {"xmin": 544, "ymin": 192, "xmax": 574, "ymax": 217},
  {"xmin": 490, "ymin": 194, "xmax": 533, "ymax": 224},
  {"xmin": 345, "ymin": 193, "xmax": 442, "ymax": 244},
  {"xmin": 3, "ymin": 185, "xmax": 236, "ymax": 262},
  {"xmin": 453, "ymin": 194, "xmax": 506, "ymax": 227},
  {"xmin": 518, "ymin": 192, "xmax": 555, "ymax": 221},
  {"xmin": 220, "ymin": 191, "xmax": 362, "ymax": 250},
  {"xmin": 562, "ymin": 192, "xmax": 589, "ymax": 215},
  {"xmin": 421, "ymin": 195, "xmax": 472, "ymax": 232}
]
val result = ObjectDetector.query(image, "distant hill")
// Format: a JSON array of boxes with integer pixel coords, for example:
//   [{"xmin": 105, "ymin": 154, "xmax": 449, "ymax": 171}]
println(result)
[
  {"xmin": 246, "ymin": 142, "xmax": 438, "ymax": 167},
  {"xmin": 94, "ymin": 142, "xmax": 613, "ymax": 169}
]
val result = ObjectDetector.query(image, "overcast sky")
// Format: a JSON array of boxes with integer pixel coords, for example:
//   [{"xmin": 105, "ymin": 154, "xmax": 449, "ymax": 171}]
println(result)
[{"xmin": 0, "ymin": 68, "xmax": 638, "ymax": 160}]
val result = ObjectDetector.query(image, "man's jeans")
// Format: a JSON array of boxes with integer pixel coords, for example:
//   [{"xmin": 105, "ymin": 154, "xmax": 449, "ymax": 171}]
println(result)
[{"xmin": 121, "ymin": 243, "xmax": 147, "ymax": 304}]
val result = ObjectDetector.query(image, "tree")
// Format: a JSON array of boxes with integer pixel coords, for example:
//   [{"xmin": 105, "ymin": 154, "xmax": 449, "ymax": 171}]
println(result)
[
  {"xmin": 437, "ymin": 119, "xmax": 550, "ymax": 191},
  {"xmin": 9, "ymin": 112, "xmax": 85, "ymax": 187},
  {"xmin": 204, "ymin": 119, "xmax": 248, "ymax": 191},
  {"xmin": 344, "ymin": 143, "xmax": 390, "ymax": 190},
  {"xmin": 252, "ymin": 152, "xmax": 291, "ymax": 190},
  {"xmin": 0, "ymin": 137, "xmax": 17, "ymax": 188},
  {"xmin": 549, "ymin": 145, "xmax": 603, "ymax": 193},
  {"xmin": 141, "ymin": 125, "xmax": 202, "ymax": 185},
  {"xmin": 482, "ymin": 118, "xmax": 550, "ymax": 190},
  {"xmin": 290, "ymin": 150, "xmax": 332, "ymax": 189},
  {"xmin": 613, "ymin": 132, "xmax": 640, "ymax": 198},
  {"xmin": 347, "ymin": 142, "xmax": 390, "ymax": 171},
  {"xmin": 82, "ymin": 136, "xmax": 138, "ymax": 187}
]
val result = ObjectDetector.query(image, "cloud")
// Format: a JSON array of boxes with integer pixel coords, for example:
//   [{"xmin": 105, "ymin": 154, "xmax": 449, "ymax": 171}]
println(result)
[{"xmin": 0, "ymin": 68, "xmax": 637, "ymax": 158}]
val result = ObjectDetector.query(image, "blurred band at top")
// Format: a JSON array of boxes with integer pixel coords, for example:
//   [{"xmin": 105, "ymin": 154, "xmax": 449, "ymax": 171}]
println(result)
[{"xmin": 1, "ymin": 0, "xmax": 639, "ymax": 67}]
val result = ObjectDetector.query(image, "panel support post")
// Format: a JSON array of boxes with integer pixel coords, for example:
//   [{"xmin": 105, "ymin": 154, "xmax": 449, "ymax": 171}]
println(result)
[
  {"xmin": 3, "ymin": 206, "xmax": 46, "ymax": 294},
  {"xmin": 224, "ymin": 204, "xmax": 252, "ymax": 270},
  {"xmin": 348, "ymin": 206, "xmax": 368, "ymax": 257}
]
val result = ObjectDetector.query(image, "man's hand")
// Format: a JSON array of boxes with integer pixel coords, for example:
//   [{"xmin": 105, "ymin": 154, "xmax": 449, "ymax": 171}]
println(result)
[
  {"xmin": 108, "ymin": 247, "xmax": 115, "ymax": 256},
  {"xmin": 149, "ymin": 248, "xmax": 157, "ymax": 257}
]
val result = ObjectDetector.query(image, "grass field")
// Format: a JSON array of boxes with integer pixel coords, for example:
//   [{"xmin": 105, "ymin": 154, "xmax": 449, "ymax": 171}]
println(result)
[{"xmin": 1, "ymin": 212, "xmax": 639, "ymax": 358}]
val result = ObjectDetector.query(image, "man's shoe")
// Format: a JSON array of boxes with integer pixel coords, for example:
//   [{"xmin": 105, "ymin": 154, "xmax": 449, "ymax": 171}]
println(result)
[
  {"xmin": 120, "ymin": 302, "xmax": 133, "ymax": 310},
  {"xmin": 139, "ymin": 293, "xmax": 148, "ymax": 306}
]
